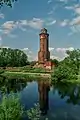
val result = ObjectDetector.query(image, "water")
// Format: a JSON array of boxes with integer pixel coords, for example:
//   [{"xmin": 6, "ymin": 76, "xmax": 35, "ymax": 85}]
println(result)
[{"xmin": 0, "ymin": 78, "xmax": 80, "ymax": 120}]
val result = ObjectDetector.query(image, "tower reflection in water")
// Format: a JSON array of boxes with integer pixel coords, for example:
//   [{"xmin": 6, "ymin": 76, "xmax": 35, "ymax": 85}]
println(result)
[{"xmin": 38, "ymin": 80, "xmax": 50, "ymax": 115}]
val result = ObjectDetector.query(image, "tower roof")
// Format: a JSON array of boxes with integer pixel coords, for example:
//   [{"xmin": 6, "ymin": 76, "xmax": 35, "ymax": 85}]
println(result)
[{"xmin": 40, "ymin": 28, "xmax": 47, "ymax": 34}]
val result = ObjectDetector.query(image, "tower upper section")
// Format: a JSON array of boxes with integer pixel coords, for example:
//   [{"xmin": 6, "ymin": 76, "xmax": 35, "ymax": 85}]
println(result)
[
  {"xmin": 38, "ymin": 28, "xmax": 50, "ymax": 63},
  {"xmin": 39, "ymin": 28, "xmax": 49, "ymax": 39},
  {"xmin": 40, "ymin": 28, "xmax": 47, "ymax": 34}
]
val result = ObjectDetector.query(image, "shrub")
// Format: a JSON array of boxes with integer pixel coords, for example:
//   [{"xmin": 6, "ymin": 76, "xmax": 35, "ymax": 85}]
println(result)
[
  {"xmin": 0, "ymin": 93, "xmax": 23, "ymax": 120},
  {"xmin": 51, "ymin": 64, "xmax": 77, "ymax": 82}
]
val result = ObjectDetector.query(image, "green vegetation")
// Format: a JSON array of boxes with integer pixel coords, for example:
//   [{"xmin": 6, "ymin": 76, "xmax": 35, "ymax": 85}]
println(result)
[
  {"xmin": 0, "ymin": 48, "xmax": 28, "ymax": 67},
  {"xmin": 0, "ymin": 94, "xmax": 48, "ymax": 120},
  {"xmin": 0, "ymin": 48, "xmax": 80, "ymax": 120},
  {"xmin": 27, "ymin": 103, "xmax": 48, "ymax": 120},
  {"xmin": 52, "ymin": 49, "xmax": 80, "ymax": 82},
  {"xmin": 27, "ymin": 103, "xmax": 41, "ymax": 120},
  {"xmin": 1, "ymin": 71, "xmax": 51, "ymax": 80},
  {"xmin": 5, "ymin": 67, "xmax": 46, "ymax": 73},
  {"xmin": 0, "ymin": 93, "xmax": 23, "ymax": 120},
  {"xmin": 50, "ymin": 59, "xmax": 59, "ymax": 67},
  {"xmin": 0, "ymin": 0, "xmax": 17, "ymax": 7},
  {"xmin": 53, "ymin": 81, "xmax": 80, "ymax": 105}
]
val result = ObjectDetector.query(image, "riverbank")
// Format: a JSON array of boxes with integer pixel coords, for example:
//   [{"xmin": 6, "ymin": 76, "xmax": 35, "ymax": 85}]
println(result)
[{"xmin": 1, "ymin": 71, "xmax": 51, "ymax": 79}]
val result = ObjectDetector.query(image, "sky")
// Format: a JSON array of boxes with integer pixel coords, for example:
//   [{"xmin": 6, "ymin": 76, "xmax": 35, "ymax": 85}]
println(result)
[{"xmin": 0, "ymin": 0, "xmax": 80, "ymax": 61}]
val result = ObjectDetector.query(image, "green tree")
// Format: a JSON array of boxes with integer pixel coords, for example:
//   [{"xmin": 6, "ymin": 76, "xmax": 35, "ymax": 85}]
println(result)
[
  {"xmin": 50, "ymin": 59, "xmax": 59, "ymax": 66},
  {"xmin": 0, "ymin": 48, "xmax": 28, "ymax": 67},
  {"xmin": 66, "ymin": 49, "xmax": 80, "ymax": 74},
  {"xmin": 52, "ymin": 49, "xmax": 80, "ymax": 82},
  {"xmin": 0, "ymin": 0, "xmax": 17, "ymax": 7}
]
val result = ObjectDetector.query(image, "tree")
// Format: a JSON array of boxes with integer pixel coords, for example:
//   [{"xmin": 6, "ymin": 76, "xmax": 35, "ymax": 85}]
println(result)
[
  {"xmin": 66, "ymin": 49, "xmax": 80, "ymax": 74},
  {"xmin": 0, "ymin": 0, "xmax": 17, "ymax": 8},
  {"xmin": 50, "ymin": 59, "xmax": 59, "ymax": 66},
  {"xmin": 52, "ymin": 49, "xmax": 80, "ymax": 82},
  {"xmin": 0, "ymin": 48, "xmax": 28, "ymax": 67}
]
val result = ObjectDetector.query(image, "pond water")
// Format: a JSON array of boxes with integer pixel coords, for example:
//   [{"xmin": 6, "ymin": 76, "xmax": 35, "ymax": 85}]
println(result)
[{"xmin": 0, "ymin": 78, "xmax": 80, "ymax": 120}]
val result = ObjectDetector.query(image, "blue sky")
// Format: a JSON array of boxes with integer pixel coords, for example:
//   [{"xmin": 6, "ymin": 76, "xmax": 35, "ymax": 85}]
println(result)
[{"xmin": 0, "ymin": 0, "xmax": 80, "ymax": 61}]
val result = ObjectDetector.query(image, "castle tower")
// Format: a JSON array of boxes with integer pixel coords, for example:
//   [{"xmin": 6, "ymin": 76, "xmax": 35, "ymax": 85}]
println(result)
[{"xmin": 38, "ymin": 28, "xmax": 50, "ymax": 66}]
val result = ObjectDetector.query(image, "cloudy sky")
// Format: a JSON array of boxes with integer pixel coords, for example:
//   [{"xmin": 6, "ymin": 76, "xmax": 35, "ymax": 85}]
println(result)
[{"xmin": 0, "ymin": 0, "xmax": 80, "ymax": 61}]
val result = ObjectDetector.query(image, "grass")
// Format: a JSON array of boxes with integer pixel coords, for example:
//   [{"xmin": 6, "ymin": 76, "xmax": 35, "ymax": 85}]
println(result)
[
  {"xmin": 5, "ymin": 67, "xmax": 51, "ymax": 73},
  {"xmin": 1, "ymin": 71, "xmax": 51, "ymax": 80}
]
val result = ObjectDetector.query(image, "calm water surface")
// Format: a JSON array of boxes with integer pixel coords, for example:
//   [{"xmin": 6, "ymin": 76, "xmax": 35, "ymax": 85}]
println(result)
[
  {"xmin": 20, "ymin": 80, "xmax": 80, "ymax": 120},
  {"xmin": 1, "ymin": 78, "xmax": 80, "ymax": 120}
]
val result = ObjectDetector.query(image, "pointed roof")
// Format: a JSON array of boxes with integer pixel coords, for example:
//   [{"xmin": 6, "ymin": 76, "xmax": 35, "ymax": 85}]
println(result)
[{"xmin": 40, "ymin": 28, "xmax": 47, "ymax": 34}]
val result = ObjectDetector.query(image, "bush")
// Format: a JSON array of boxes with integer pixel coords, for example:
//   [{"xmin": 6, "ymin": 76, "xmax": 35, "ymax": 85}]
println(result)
[
  {"xmin": 0, "ymin": 93, "xmax": 23, "ymax": 120},
  {"xmin": 51, "ymin": 64, "xmax": 77, "ymax": 82},
  {"xmin": 27, "ymin": 103, "xmax": 48, "ymax": 120}
]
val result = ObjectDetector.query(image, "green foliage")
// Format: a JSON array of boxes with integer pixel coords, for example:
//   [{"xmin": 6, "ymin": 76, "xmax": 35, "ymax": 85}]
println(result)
[
  {"xmin": 0, "ymin": 93, "xmax": 23, "ymax": 120},
  {"xmin": 0, "ymin": 0, "xmax": 17, "ymax": 8},
  {"xmin": 52, "ymin": 49, "xmax": 80, "ymax": 82},
  {"xmin": 0, "ymin": 69, "xmax": 4, "ymax": 74},
  {"xmin": 30, "ymin": 61, "xmax": 37, "ymax": 67},
  {"xmin": 1, "ymin": 72, "xmax": 46, "ymax": 81},
  {"xmin": 66, "ymin": 49, "xmax": 80, "ymax": 74},
  {"xmin": 27, "ymin": 103, "xmax": 41, "ymax": 120},
  {"xmin": 8, "ymin": 67, "xmax": 46, "ymax": 73},
  {"xmin": 27, "ymin": 103, "xmax": 48, "ymax": 120},
  {"xmin": 0, "ymin": 48, "xmax": 28, "ymax": 67},
  {"xmin": 53, "ymin": 81, "xmax": 80, "ymax": 105},
  {"xmin": 50, "ymin": 59, "xmax": 59, "ymax": 66},
  {"xmin": 52, "ymin": 64, "xmax": 77, "ymax": 81}
]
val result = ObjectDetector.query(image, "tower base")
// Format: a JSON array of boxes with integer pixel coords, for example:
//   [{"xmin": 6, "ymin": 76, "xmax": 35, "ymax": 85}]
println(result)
[{"xmin": 33, "ymin": 61, "xmax": 53, "ymax": 70}]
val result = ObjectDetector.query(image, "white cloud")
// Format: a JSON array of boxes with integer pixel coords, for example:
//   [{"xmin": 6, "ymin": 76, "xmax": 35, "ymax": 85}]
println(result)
[
  {"xmin": 68, "ymin": 47, "xmax": 74, "ymax": 51},
  {"xmin": 56, "ymin": 47, "xmax": 74, "ymax": 53},
  {"xmin": 50, "ymin": 55, "xmax": 60, "ymax": 60},
  {"xmin": 55, "ymin": 47, "xmax": 74, "ymax": 60},
  {"xmin": 28, "ymin": 18, "xmax": 44, "ymax": 29},
  {"xmin": 48, "ymin": 11, "xmax": 53, "ymax": 15},
  {"xmin": 2, "ymin": 46, "xmax": 10, "ymax": 49},
  {"xmin": 47, "ymin": 0, "xmax": 52, "ymax": 4},
  {"xmin": 18, "ymin": 20, "xmax": 27, "ymax": 26},
  {"xmin": 49, "ymin": 47, "xmax": 54, "ymax": 51},
  {"xmin": 47, "ymin": 20, "xmax": 56, "ymax": 26},
  {"xmin": 7, "ymin": 34, "xmax": 17, "ymax": 38},
  {"xmin": 69, "ymin": 26, "xmax": 79, "ymax": 34},
  {"xmin": 0, "ymin": 36, "xmax": 2, "ymax": 41},
  {"xmin": 70, "ymin": 16, "xmax": 80, "ymax": 25},
  {"xmin": 65, "ymin": 6, "xmax": 74, "ymax": 10},
  {"xmin": 75, "ymin": 7, "xmax": 80, "ymax": 15},
  {"xmin": 59, "ymin": 0, "xmax": 68, "ymax": 3},
  {"xmin": 0, "ymin": 13, "xmax": 4, "ymax": 19},
  {"xmin": 68, "ymin": 32, "xmax": 74, "ymax": 36},
  {"xmin": 2, "ymin": 21, "xmax": 17, "ymax": 30},
  {"xmin": 22, "ymin": 48, "xmax": 29, "ymax": 51},
  {"xmin": 0, "ymin": 36, "xmax": 2, "ymax": 46},
  {"xmin": 1, "ymin": 18, "xmax": 44, "ymax": 36},
  {"xmin": 22, "ymin": 48, "xmax": 37, "ymax": 61},
  {"xmin": 59, "ymin": 19, "xmax": 69, "ymax": 27}
]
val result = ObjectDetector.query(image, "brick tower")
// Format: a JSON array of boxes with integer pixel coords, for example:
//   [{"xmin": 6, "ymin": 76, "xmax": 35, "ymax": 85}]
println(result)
[{"xmin": 38, "ymin": 28, "xmax": 50, "ymax": 67}]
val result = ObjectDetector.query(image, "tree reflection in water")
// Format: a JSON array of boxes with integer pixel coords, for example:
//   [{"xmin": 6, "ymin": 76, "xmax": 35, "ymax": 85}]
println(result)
[
  {"xmin": 52, "ymin": 81, "xmax": 80, "ymax": 105},
  {"xmin": 0, "ymin": 77, "xmax": 28, "ymax": 94},
  {"xmin": 1, "ymin": 76, "xmax": 80, "ymax": 118}
]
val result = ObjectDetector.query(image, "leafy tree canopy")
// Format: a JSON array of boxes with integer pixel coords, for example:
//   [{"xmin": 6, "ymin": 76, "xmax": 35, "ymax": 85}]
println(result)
[
  {"xmin": 0, "ymin": 48, "xmax": 28, "ymax": 67},
  {"xmin": 52, "ymin": 49, "xmax": 80, "ymax": 82},
  {"xmin": 50, "ymin": 59, "xmax": 59, "ymax": 66},
  {"xmin": 0, "ymin": 0, "xmax": 17, "ymax": 7}
]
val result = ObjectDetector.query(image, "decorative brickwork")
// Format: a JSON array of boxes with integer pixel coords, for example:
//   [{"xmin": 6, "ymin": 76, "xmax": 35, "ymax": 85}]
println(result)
[{"xmin": 38, "ymin": 28, "xmax": 50, "ymax": 66}]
